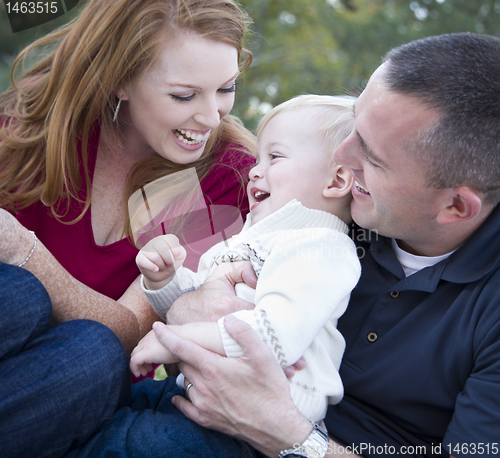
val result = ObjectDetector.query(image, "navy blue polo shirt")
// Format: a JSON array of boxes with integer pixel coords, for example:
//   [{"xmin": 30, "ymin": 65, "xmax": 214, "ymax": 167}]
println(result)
[{"xmin": 325, "ymin": 204, "xmax": 500, "ymax": 457}]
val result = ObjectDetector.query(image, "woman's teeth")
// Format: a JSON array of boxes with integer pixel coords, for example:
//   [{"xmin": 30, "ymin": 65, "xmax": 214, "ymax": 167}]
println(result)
[
  {"xmin": 174, "ymin": 129, "xmax": 210, "ymax": 145},
  {"xmin": 355, "ymin": 181, "xmax": 370, "ymax": 194}
]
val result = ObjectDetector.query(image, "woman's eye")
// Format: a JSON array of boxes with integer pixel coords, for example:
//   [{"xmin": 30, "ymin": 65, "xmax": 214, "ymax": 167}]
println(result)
[
  {"xmin": 218, "ymin": 83, "xmax": 237, "ymax": 94},
  {"xmin": 170, "ymin": 94, "xmax": 196, "ymax": 102},
  {"xmin": 270, "ymin": 153, "xmax": 281, "ymax": 160},
  {"xmin": 170, "ymin": 83, "xmax": 236, "ymax": 101}
]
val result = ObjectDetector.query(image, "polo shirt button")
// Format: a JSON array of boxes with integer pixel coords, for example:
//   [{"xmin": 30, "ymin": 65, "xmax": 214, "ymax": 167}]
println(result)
[
  {"xmin": 367, "ymin": 332, "xmax": 378, "ymax": 343},
  {"xmin": 390, "ymin": 291, "xmax": 400, "ymax": 298}
]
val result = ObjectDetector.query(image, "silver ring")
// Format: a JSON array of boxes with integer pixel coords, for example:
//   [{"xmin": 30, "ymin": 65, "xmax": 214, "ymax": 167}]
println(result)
[{"xmin": 185, "ymin": 382, "xmax": 194, "ymax": 401}]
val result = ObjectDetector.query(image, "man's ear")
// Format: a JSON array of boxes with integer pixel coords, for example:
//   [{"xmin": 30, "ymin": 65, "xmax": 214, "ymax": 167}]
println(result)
[
  {"xmin": 436, "ymin": 186, "xmax": 483, "ymax": 225},
  {"xmin": 323, "ymin": 164, "xmax": 353, "ymax": 199}
]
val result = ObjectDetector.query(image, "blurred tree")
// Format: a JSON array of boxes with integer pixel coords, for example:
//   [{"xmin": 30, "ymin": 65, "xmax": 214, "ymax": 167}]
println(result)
[
  {"xmin": 236, "ymin": 0, "xmax": 500, "ymax": 129},
  {"xmin": 0, "ymin": 2, "xmax": 82, "ymax": 91},
  {"xmin": 1, "ymin": 0, "xmax": 500, "ymax": 130}
]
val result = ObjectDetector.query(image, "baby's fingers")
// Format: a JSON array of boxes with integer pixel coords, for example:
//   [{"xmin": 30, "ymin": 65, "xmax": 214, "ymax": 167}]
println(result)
[
  {"xmin": 130, "ymin": 362, "xmax": 152, "ymax": 377},
  {"xmin": 129, "ymin": 357, "xmax": 143, "ymax": 377},
  {"xmin": 150, "ymin": 237, "xmax": 177, "ymax": 267},
  {"xmin": 136, "ymin": 252, "xmax": 160, "ymax": 272},
  {"xmin": 163, "ymin": 234, "xmax": 182, "ymax": 250},
  {"xmin": 130, "ymin": 347, "xmax": 152, "ymax": 377},
  {"xmin": 171, "ymin": 245, "xmax": 187, "ymax": 262}
]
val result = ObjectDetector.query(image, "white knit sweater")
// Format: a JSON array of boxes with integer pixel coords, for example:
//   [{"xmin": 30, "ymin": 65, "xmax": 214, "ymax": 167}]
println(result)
[{"xmin": 142, "ymin": 200, "xmax": 361, "ymax": 421}]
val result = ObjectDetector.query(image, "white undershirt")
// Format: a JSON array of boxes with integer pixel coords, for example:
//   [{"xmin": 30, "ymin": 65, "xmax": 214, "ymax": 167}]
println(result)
[{"xmin": 391, "ymin": 239, "xmax": 455, "ymax": 277}]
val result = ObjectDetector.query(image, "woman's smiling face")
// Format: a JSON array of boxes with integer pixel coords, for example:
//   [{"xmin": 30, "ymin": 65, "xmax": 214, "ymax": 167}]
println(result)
[{"xmin": 118, "ymin": 31, "xmax": 239, "ymax": 164}]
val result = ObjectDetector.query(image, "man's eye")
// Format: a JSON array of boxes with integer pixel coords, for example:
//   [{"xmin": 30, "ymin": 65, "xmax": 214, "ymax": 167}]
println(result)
[
  {"xmin": 364, "ymin": 154, "xmax": 379, "ymax": 168},
  {"xmin": 170, "ymin": 94, "xmax": 196, "ymax": 102}
]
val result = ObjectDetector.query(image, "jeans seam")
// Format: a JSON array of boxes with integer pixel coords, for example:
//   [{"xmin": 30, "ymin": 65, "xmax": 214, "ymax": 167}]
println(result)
[{"xmin": 237, "ymin": 439, "xmax": 257, "ymax": 458}]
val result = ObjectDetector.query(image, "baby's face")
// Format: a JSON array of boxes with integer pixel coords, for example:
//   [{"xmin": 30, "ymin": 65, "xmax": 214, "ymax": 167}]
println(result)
[{"xmin": 248, "ymin": 108, "xmax": 345, "ymax": 225}]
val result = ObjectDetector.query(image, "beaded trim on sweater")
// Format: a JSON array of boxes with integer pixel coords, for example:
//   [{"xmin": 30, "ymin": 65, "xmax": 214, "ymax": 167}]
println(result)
[{"xmin": 209, "ymin": 199, "xmax": 348, "ymax": 278}]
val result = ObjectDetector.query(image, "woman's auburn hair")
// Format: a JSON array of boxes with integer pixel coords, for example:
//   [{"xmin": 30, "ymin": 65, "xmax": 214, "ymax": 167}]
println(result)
[{"xmin": 0, "ymin": 0, "xmax": 255, "ymax": 225}]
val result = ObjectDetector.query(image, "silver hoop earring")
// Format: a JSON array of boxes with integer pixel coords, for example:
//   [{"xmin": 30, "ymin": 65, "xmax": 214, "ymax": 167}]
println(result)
[{"xmin": 113, "ymin": 98, "xmax": 122, "ymax": 122}]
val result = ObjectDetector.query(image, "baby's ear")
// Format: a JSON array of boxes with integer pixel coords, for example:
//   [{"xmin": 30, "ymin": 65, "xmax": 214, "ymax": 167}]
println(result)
[{"xmin": 323, "ymin": 164, "xmax": 353, "ymax": 199}]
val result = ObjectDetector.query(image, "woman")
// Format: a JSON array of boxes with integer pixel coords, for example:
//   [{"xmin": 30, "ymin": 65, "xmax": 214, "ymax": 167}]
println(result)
[
  {"xmin": 0, "ymin": 1, "xmax": 255, "ymax": 456},
  {"xmin": 0, "ymin": 0, "xmax": 256, "ymax": 353}
]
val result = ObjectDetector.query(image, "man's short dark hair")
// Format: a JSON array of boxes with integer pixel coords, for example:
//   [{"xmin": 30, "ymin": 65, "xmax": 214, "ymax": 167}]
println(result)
[{"xmin": 384, "ymin": 32, "xmax": 500, "ymax": 205}]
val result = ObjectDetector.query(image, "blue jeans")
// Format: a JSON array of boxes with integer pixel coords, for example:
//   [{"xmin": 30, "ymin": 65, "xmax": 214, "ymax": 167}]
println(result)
[
  {"xmin": 68, "ymin": 377, "xmax": 258, "ymax": 457},
  {"xmin": 0, "ymin": 263, "xmax": 131, "ymax": 458}
]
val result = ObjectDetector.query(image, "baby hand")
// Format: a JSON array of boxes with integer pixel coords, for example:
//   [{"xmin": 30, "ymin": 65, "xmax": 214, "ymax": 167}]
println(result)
[
  {"xmin": 136, "ymin": 234, "xmax": 187, "ymax": 290},
  {"xmin": 129, "ymin": 328, "xmax": 179, "ymax": 377}
]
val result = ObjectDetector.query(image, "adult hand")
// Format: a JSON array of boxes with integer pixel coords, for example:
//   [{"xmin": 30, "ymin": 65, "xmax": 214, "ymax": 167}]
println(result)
[
  {"xmin": 166, "ymin": 259, "xmax": 305, "ymax": 377},
  {"xmin": 166, "ymin": 260, "xmax": 257, "ymax": 325},
  {"xmin": 0, "ymin": 209, "xmax": 34, "ymax": 266},
  {"xmin": 153, "ymin": 316, "xmax": 312, "ymax": 457}
]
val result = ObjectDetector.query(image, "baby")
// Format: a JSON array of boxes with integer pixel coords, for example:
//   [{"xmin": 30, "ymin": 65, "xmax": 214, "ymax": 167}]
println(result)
[{"xmin": 130, "ymin": 95, "xmax": 361, "ymax": 422}]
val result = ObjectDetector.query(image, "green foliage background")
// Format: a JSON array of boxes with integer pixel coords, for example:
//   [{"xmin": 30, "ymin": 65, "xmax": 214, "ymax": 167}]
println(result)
[{"xmin": 1, "ymin": 0, "xmax": 500, "ymax": 130}]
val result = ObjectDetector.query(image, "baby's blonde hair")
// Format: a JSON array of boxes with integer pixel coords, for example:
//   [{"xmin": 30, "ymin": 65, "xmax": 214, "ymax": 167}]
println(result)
[{"xmin": 256, "ymin": 94, "xmax": 356, "ymax": 166}]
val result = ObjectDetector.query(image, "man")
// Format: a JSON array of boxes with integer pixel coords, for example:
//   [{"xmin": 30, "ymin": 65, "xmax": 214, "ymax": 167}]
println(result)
[
  {"xmin": 74, "ymin": 32, "xmax": 500, "ymax": 457},
  {"xmin": 160, "ymin": 32, "xmax": 500, "ymax": 456}
]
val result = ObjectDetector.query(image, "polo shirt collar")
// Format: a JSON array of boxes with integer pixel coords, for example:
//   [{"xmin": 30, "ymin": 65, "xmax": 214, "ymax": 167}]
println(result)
[
  {"xmin": 441, "ymin": 203, "xmax": 500, "ymax": 283},
  {"xmin": 368, "ymin": 203, "xmax": 500, "ymax": 290}
]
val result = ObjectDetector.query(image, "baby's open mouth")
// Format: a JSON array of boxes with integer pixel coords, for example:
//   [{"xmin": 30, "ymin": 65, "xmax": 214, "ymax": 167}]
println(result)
[{"xmin": 254, "ymin": 190, "xmax": 270, "ymax": 202}]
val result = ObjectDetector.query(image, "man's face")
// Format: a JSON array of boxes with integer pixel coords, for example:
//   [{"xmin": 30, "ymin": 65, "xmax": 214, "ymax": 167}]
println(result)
[{"xmin": 334, "ymin": 64, "xmax": 446, "ymax": 255}]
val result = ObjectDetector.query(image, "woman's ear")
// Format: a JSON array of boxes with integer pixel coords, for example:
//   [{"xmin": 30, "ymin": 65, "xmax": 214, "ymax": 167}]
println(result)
[
  {"xmin": 114, "ymin": 86, "xmax": 129, "ymax": 101},
  {"xmin": 323, "ymin": 164, "xmax": 353, "ymax": 199}
]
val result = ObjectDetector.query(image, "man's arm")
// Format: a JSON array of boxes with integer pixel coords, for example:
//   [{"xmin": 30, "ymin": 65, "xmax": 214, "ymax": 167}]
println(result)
[
  {"xmin": 154, "ymin": 317, "xmax": 361, "ymax": 457},
  {"xmin": 166, "ymin": 260, "xmax": 258, "ymax": 324}
]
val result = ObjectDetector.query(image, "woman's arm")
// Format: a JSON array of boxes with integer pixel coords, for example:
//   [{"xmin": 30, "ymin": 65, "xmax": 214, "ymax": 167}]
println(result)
[{"xmin": 1, "ymin": 209, "xmax": 157, "ymax": 355}]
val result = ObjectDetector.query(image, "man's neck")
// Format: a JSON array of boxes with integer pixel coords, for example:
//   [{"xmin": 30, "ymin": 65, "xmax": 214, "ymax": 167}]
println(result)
[{"xmin": 396, "ymin": 204, "xmax": 495, "ymax": 257}]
